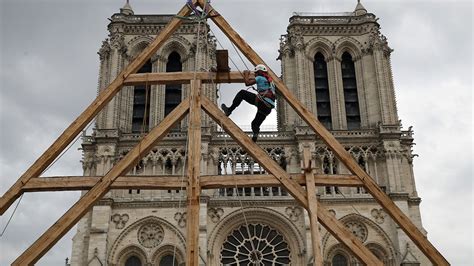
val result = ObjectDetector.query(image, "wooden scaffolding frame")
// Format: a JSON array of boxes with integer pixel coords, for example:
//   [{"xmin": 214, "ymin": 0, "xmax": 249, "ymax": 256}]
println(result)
[{"xmin": 0, "ymin": 1, "xmax": 449, "ymax": 265}]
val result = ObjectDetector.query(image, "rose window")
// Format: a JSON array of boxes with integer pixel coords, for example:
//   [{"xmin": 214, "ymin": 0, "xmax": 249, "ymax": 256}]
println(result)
[
  {"xmin": 220, "ymin": 223, "xmax": 291, "ymax": 265},
  {"xmin": 345, "ymin": 221, "xmax": 368, "ymax": 242},
  {"xmin": 137, "ymin": 223, "xmax": 164, "ymax": 248}
]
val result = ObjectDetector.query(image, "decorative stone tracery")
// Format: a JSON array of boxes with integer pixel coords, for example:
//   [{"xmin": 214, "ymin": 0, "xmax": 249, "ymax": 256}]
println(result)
[
  {"xmin": 208, "ymin": 208, "xmax": 224, "ymax": 223},
  {"xmin": 220, "ymin": 223, "xmax": 291, "ymax": 265},
  {"xmin": 322, "ymin": 213, "xmax": 397, "ymax": 265},
  {"xmin": 137, "ymin": 222, "xmax": 164, "ymax": 248},
  {"xmin": 208, "ymin": 208, "xmax": 305, "ymax": 265},
  {"xmin": 111, "ymin": 213, "xmax": 130, "ymax": 229},
  {"xmin": 108, "ymin": 216, "xmax": 185, "ymax": 265},
  {"xmin": 344, "ymin": 220, "xmax": 368, "ymax": 242},
  {"xmin": 285, "ymin": 206, "xmax": 303, "ymax": 222}
]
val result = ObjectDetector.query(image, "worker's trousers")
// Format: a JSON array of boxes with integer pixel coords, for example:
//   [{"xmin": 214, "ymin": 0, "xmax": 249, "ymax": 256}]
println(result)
[{"xmin": 227, "ymin": 90, "xmax": 273, "ymax": 135}]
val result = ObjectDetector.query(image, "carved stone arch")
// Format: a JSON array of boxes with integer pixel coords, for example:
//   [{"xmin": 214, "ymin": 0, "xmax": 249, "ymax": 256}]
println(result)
[
  {"xmin": 114, "ymin": 244, "xmax": 148, "ymax": 266},
  {"xmin": 127, "ymin": 35, "xmax": 154, "ymax": 59},
  {"xmin": 158, "ymin": 36, "xmax": 192, "ymax": 63},
  {"xmin": 321, "ymin": 213, "xmax": 396, "ymax": 261},
  {"xmin": 348, "ymin": 145, "xmax": 364, "ymax": 159},
  {"xmin": 365, "ymin": 242, "xmax": 389, "ymax": 260},
  {"xmin": 334, "ymin": 36, "xmax": 364, "ymax": 61},
  {"xmin": 325, "ymin": 243, "xmax": 354, "ymax": 265},
  {"xmin": 151, "ymin": 244, "xmax": 185, "ymax": 266},
  {"xmin": 208, "ymin": 207, "xmax": 305, "ymax": 265},
  {"xmin": 108, "ymin": 216, "xmax": 186, "ymax": 265},
  {"xmin": 304, "ymin": 37, "xmax": 333, "ymax": 61}
]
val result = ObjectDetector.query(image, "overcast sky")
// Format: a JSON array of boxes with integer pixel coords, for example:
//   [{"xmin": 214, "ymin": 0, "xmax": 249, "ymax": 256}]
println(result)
[{"xmin": 0, "ymin": 0, "xmax": 472, "ymax": 265}]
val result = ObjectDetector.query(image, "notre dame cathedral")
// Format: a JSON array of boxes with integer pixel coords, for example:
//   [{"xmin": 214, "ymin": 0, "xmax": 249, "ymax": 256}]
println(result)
[{"xmin": 70, "ymin": 1, "xmax": 429, "ymax": 265}]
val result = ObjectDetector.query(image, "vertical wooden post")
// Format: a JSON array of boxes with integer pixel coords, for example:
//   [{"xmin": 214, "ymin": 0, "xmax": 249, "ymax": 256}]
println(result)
[
  {"xmin": 186, "ymin": 80, "xmax": 202, "ymax": 265},
  {"xmin": 303, "ymin": 147, "xmax": 323, "ymax": 266}
]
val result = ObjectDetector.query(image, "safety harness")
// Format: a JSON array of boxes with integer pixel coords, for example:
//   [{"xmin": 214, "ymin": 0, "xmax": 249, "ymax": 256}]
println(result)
[{"xmin": 255, "ymin": 73, "xmax": 276, "ymax": 109}]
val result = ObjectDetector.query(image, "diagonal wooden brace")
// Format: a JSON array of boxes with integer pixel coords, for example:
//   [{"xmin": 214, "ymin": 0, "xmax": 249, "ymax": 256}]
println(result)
[
  {"xmin": 201, "ymin": 96, "xmax": 382, "ymax": 265},
  {"xmin": 12, "ymin": 99, "xmax": 190, "ymax": 265},
  {"xmin": 0, "ymin": 3, "xmax": 195, "ymax": 215},
  {"xmin": 200, "ymin": 1, "xmax": 449, "ymax": 264}
]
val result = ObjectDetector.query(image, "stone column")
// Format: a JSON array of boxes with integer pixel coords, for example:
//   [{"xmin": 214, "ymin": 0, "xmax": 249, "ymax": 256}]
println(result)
[
  {"xmin": 199, "ymin": 200, "xmax": 208, "ymax": 266},
  {"xmin": 153, "ymin": 55, "xmax": 167, "ymax": 128},
  {"xmin": 86, "ymin": 205, "xmax": 112, "ymax": 265},
  {"xmin": 373, "ymin": 47, "xmax": 398, "ymax": 125},
  {"xmin": 360, "ymin": 53, "xmax": 382, "ymax": 127},
  {"xmin": 354, "ymin": 56, "xmax": 369, "ymax": 128},
  {"xmin": 293, "ymin": 42, "xmax": 306, "ymax": 127},
  {"xmin": 383, "ymin": 141, "xmax": 403, "ymax": 192},
  {"xmin": 70, "ymin": 211, "xmax": 92, "ymax": 266},
  {"xmin": 279, "ymin": 45, "xmax": 295, "ymax": 130},
  {"xmin": 329, "ymin": 56, "xmax": 346, "ymax": 130},
  {"xmin": 96, "ymin": 40, "xmax": 111, "ymax": 130},
  {"xmin": 102, "ymin": 34, "xmax": 126, "ymax": 129}
]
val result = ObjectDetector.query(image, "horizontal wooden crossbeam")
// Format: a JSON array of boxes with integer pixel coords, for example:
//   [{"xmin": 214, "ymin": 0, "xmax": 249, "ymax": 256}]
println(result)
[
  {"xmin": 124, "ymin": 71, "xmax": 245, "ymax": 86},
  {"xmin": 21, "ymin": 174, "xmax": 363, "ymax": 192}
]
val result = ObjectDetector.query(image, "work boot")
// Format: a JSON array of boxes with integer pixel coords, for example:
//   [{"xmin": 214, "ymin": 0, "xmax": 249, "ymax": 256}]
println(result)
[
  {"xmin": 252, "ymin": 133, "xmax": 258, "ymax": 142},
  {"xmin": 221, "ymin": 104, "xmax": 231, "ymax": 116}
]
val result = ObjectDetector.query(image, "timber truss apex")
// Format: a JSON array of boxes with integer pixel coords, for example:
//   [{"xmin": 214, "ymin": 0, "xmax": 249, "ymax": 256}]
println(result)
[{"xmin": 0, "ymin": 1, "xmax": 449, "ymax": 265}]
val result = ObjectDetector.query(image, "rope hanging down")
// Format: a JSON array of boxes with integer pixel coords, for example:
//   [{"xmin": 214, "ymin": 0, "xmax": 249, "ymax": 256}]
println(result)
[{"xmin": 1, "ymin": 121, "xmax": 94, "ymax": 238}]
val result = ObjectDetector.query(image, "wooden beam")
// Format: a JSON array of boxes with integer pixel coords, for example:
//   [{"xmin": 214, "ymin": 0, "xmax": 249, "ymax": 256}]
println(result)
[
  {"xmin": 303, "ymin": 148, "xmax": 323, "ymax": 266},
  {"xmin": 204, "ymin": 3, "xmax": 449, "ymax": 264},
  {"xmin": 201, "ymin": 96, "xmax": 382, "ymax": 265},
  {"xmin": 0, "ymin": 3, "xmax": 194, "ymax": 215},
  {"xmin": 124, "ymin": 71, "xmax": 245, "ymax": 86},
  {"xmin": 185, "ymin": 79, "xmax": 202, "ymax": 266},
  {"xmin": 21, "ymin": 174, "xmax": 364, "ymax": 192},
  {"xmin": 12, "ymin": 99, "xmax": 190, "ymax": 265}
]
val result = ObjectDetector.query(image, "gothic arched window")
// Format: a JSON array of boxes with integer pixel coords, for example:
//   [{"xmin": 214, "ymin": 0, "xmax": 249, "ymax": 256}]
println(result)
[
  {"xmin": 132, "ymin": 59, "xmax": 152, "ymax": 133},
  {"xmin": 332, "ymin": 253, "xmax": 348, "ymax": 266},
  {"xmin": 125, "ymin": 255, "xmax": 142, "ymax": 266},
  {"xmin": 314, "ymin": 52, "xmax": 332, "ymax": 129},
  {"xmin": 323, "ymin": 157, "xmax": 340, "ymax": 195},
  {"xmin": 165, "ymin": 52, "xmax": 183, "ymax": 117},
  {"xmin": 341, "ymin": 52, "xmax": 361, "ymax": 130},
  {"xmin": 159, "ymin": 255, "xmax": 179, "ymax": 266},
  {"xmin": 356, "ymin": 156, "xmax": 367, "ymax": 193}
]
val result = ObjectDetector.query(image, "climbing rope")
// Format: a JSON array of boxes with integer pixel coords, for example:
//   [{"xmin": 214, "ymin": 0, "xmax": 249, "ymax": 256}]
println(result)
[
  {"xmin": 0, "ymin": 194, "xmax": 23, "ymax": 238},
  {"xmin": 216, "ymin": 84, "xmax": 258, "ymax": 254},
  {"xmin": 209, "ymin": 28, "xmax": 251, "ymax": 76},
  {"xmin": 0, "ymin": 120, "xmax": 94, "ymax": 238}
]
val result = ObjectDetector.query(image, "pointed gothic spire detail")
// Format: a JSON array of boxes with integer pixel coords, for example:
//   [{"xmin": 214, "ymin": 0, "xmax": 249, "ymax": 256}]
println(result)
[
  {"xmin": 120, "ymin": 0, "xmax": 134, "ymax": 15},
  {"xmin": 354, "ymin": 0, "xmax": 368, "ymax": 16}
]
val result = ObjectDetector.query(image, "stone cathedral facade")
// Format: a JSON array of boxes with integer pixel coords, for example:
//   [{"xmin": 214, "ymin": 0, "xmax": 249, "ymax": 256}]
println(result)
[{"xmin": 70, "ymin": 2, "xmax": 429, "ymax": 265}]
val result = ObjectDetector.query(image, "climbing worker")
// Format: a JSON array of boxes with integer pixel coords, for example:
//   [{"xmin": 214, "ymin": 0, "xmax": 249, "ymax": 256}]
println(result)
[{"xmin": 221, "ymin": 64, "xmax": 276, "ymax": 142}]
